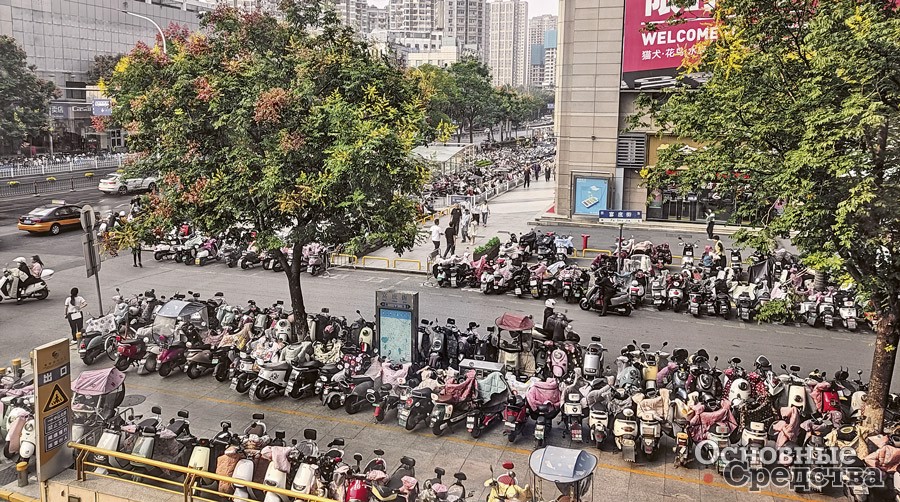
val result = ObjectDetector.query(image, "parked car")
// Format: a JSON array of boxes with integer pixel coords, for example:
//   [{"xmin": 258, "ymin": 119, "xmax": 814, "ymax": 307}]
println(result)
[
  {"xmin": 98, "ymin": 173, "xmax": 157, "ymax": 194},
  {"xmin": 17, "ymin": 202, "xmax": 98, "ymax": 235}
]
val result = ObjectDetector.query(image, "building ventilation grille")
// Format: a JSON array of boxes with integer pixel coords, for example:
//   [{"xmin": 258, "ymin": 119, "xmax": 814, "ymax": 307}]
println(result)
[{"xmin": 616, "ymin": 133, "xmax": 647, "ymax": 168}]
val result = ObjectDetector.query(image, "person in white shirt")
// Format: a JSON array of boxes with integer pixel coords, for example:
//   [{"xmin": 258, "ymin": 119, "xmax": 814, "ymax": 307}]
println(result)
[
  {"xmin": 64, "ymin": 287, "xmax": 88, "ymax": 343},
  {"xmin": 430, "ymin": 219, "xmax": 443, "ymax": 255}
]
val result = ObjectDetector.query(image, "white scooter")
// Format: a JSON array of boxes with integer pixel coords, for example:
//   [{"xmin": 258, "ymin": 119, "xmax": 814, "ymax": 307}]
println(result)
[
  {"xmin": 0, "ymin": 268, "xmax": 53, "ymax": 302},
  {"xmin": 2, "ymin": 395, "xmax": 35, "ymax": 461}
]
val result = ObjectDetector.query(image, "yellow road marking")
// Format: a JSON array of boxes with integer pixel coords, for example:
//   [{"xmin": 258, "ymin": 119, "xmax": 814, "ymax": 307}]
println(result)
[{"xmin": 128, "ymin": 383, "xmax": 822, "ymax": 501}]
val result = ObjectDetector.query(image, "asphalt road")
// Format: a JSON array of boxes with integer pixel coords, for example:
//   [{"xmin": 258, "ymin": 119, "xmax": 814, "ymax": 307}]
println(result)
[{"xmin": 0, "ymin": 252, "xmax": 886, "ymax": 501}]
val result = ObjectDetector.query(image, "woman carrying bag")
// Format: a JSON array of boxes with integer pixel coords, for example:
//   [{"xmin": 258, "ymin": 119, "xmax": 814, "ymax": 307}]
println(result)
[{"xmin": 64, "ymin": 287, "xmax": 88, "ymax": 344}]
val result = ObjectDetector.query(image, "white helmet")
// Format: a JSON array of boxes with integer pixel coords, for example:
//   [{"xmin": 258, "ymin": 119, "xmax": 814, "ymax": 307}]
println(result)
[
  {"xmin": 13, "ymin": 257, "xmax": 26, "ymax": 264},
  {"xmin": 545, "ymin": 299, "xmax": 556, "ymax": 308}
]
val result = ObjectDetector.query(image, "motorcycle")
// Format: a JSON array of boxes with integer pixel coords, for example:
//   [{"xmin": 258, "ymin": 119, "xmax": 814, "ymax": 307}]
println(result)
[
  {"xmin": 0, "ymin": 266, "xmax": 53, "ymax": 302},
  {"xmin": 465, "ymin": 367, "xmax": 509, "ymax": 439}
]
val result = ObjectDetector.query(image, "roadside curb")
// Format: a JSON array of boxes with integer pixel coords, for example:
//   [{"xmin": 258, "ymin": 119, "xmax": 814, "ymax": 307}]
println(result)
[{"xmin": 0, "ymin": 488, "xmax": 39, "ymax": 502}]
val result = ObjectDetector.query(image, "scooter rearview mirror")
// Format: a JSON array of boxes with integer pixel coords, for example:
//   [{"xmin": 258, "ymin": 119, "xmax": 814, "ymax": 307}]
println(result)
[
  {"xmin": 781, "ymin": 364, "xmax": 787, "ymax": 370},
  {"xmin": 662, "ymin": 341, "xmax": 669, "ymax": 347},
  {"xmin": 374, "ymin": 449, "xmax": 385, "ymax": 456},
  {"xmin": 303, "ymin": 429, "xmax": 317, "ymax": 441},
  {"xmin": 354, "ymin": 453, "xmax": 363, "ymax": 462}
]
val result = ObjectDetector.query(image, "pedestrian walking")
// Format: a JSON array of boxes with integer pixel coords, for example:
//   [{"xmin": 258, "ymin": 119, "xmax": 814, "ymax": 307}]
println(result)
[
  {"xmin": 705, "ymin": 209, "xmax": 715, "ymax": 239},
  {"xmin": 444, "ymin": 225, "xmax": 457, "ymax": 258},
  {"xmin": 132, "ymin": 241, "xmax": 143, "ymax": 267},
  {"xmin": 551, "ymin": 164, "xmax": 556, "ymax": 180},
  {"xmin": 472, "ymin": 203, "xmax": 482, "ymax": 226},
  {"xmin": 544, "ymin": 164, "xmax": 551, "ymax": 182},
  {"xmin": 533, "ymin": 163, "xmax": 540, "ymax": 179},
  {"xmin": 429, "ymin": 219, "xmax": 443, "ymax": 259},
  {"xmin": 460, "ymin": 209, "xmax": 472, "ymax": 242},
  {"xmin": 524, "ymin": 168, "xmax": 531, "ymax": 188},
  {"xmin": 449, "ymin": 203, "xmax": 462, "ymax": 234},
  {"xmin": 480, "ymin": 201, "xmax": 490, "ymax": 227},
  {"xmin": 467, "ymin": 216, "xmax": 477, "ymax": 244},
  {"xmin": 64, "ymin": 287, "xmax": 88, "ymax": 344}
]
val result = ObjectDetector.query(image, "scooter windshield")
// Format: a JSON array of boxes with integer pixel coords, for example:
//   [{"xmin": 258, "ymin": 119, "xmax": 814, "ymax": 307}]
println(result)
[{"xmin": 151, "ymin": 317, "xmax": 177, "ymax": 338}]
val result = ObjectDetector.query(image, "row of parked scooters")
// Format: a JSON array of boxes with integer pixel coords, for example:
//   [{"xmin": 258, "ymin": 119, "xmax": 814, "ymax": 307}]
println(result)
[
  {"xmin": 61, "ymin": 368, "xmax": 476, "ymax": 502},
  {"xmin": 150, "ymin": 224, "xmax": 332, "ymax": 276}
]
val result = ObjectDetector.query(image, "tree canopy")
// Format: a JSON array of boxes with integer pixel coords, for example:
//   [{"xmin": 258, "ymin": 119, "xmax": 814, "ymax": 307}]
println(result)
[
  {"xmin": 0, "ymin": 36, "xmax": 55, "ymax": 151},
  {"xmin": 109, "ymin": 0, "xmax": 430, "ymax": 336},
  {"xmin": 86, "ymin": 53, "xmax": 125, "ymax": 85},
  {"xmin": 634, "ymin": 0, "xmax": 900, "ymax": 430}
]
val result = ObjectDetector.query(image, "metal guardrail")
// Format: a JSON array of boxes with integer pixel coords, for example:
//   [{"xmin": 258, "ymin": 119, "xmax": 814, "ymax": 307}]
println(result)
[
  {"xmin": 0, "ymin": 171, "xmax": 115, "ymax": 198},
  {"xmin": 393, "ymin": 258, "xmax": 423, "ymax": 271},
  {"xmin": 70, "ymin": 442, "xmax": 337, "ymax": 502},
  {"xmin": 0, "ymin": 156, "xmax": 125, "ymax": 179}
]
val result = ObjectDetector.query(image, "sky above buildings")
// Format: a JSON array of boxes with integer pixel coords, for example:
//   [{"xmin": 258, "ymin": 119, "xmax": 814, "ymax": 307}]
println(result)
[{"xmin": 366, "ymin": 0, "xmax": 558, "ymax": 18}]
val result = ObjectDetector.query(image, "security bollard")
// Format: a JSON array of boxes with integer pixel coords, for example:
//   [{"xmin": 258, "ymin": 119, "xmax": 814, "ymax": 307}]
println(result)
[
  {"xmin": 11, "ymin": 358, "xmax": 21, "ymax": 377},
  {"xmin": 581, "ymin": 234, "xmax": 590, "ymax": 253},
  {"xmin": 16, "ymin": 461, "xmax": 28, "ymax": 486}
]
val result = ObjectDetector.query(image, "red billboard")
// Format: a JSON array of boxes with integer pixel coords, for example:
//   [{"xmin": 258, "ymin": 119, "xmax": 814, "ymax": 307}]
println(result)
[{"xmin": 622, "ymin": 0, "xmax": 718, "ymax": 89}]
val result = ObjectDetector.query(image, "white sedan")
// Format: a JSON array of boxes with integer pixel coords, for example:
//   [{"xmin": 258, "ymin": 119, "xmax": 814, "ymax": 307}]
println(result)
[{"xmin": 98, "ymin": 173, "xmax": 157, "ymax": 194}]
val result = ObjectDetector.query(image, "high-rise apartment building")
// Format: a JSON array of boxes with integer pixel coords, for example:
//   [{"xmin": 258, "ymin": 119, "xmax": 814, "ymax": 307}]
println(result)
[
  {"xmin": 487, "ymin": 0, "xmax": 528, "ymax": 87},
  {"xmin": 541, "ymin": 29, "xmax": 557, "ymax": 88},
  {"xmin": 328, "ymin": 0, "xmax": 368, "ymax": 33},
  {"xmin": 527, "ymin": 14, "xmax": 556, "ymax": 88},
  {"xmin": 389, "ymin": 0, "xmax": 436, "ymax": 32},
  {"xmin": 441, "ymin": 0, "xmax": 487, "ymax": 57},
  {"xmin": 366, "ymin": 6, "xmax": 389, "ymax": 33}
]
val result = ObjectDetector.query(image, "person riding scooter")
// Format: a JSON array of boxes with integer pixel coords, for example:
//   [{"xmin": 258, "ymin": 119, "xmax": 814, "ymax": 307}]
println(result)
[
  {"xmin": 595, "ymin": 271, "xmax": 617, "ymax": 316},
  {"xmin": 9, "ymin": 257, "xmax": 36, "ymax": 301}
]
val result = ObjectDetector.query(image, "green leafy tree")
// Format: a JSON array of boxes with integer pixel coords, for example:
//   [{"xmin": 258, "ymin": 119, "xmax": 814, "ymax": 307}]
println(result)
[
  {"xmin": 634, "ymin": 0, "xmax": 900, "ymax": 432},
  {"xmin": 411, "ymin": 64, "xmax": 457, "ymax": 143},
  {"xmin": 447, "ymin": 57, "xmax": 495, "ymax": 143},
  {"xmin": 86, "ymin": 53, "xmax": 125, "ymax": 85},
  {"xmin": 0, "ymin": 36, "xmax": 55, "ymax": 152},
  {"xmin": 109, "ymin": 0, "xmax": 429, "ymax": 338}
]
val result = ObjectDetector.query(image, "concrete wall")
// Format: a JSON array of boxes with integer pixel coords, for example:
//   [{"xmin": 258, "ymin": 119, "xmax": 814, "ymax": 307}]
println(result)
[{"xmin": 553, "ymin": 0, "xmax": 624, "ymax": 219}]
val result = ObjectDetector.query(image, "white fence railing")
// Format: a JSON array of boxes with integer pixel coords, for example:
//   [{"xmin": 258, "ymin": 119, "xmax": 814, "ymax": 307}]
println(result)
[{"xmin": 0, "ymin": 155, "xmax": 126, "ymax": 179}]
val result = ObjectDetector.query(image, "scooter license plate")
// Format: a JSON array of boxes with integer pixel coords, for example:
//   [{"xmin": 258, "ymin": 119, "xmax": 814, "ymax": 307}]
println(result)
[
  {"xmin": 466, "ymin": 416, "xmax": 475, "ymax": 429},
  {"xmin": 398, "ymin": 408, "xmax": 409, "ymax": 424},
  {"xmin": 211, "ymin": 358, "xmax": 219, "ymax": 365},
  {"xmin": 535, "ymin": 425, "xmax": 545, "ymax": 439},
  {"xmin": 229, "ymin": 380, "xmax": 238, "ymax": 390},
  {"xmin": 622, "ymin": 438, "xmax": 634, "ymax": 446},
  {"xmin": 515, "ymin": 288, "xmax": 522, "ymax": 295},
  {"xmin": 505, "ymin": 421, "xmax": 515, "ymax": 429}
]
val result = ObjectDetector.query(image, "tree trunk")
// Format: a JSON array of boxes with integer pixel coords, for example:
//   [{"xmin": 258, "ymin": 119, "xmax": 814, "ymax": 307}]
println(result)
[
  {"xmin": 813, "ymin": 269, "xmax": 827, "ymax": 292},
  {"xmin": 468, "ymin": 119, "xmax": 474, "ymax": 144},
  {"xmin": 275, "ymin": 243, "xmax": 308, "ymax": 343},
  {"xmin": 864, "ymin": 307, "xmax": 899, "ymax": 435}
]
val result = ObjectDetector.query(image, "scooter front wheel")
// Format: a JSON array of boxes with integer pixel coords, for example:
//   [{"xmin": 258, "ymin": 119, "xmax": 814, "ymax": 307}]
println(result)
[
  {"xmin": 187, "ymin": 363, "xmax": 203, "ymax": 380},
  {"xmin": 114, "ymin": 357, "xmax": 130, "ymax": 371},
  {"xmin": 214, "ymin": 363, "xmax": 229, "ymax": 382},
  {"xmin": 579, "ymin": 298, "xmax": 591, "ymax": 311},
  {"xmin": 157, "ymin": 361, "xmax": 173, "ymax": 377},
  {"xmin": 344, "ymin": 395, "xmax": 361, "ymax": 415},
  {"xmin": 470, "ymin": 426, "xmax": 482, "ymax": 439},
  {"xmin": 432, "ymin": 422, "xmax": 445, "ymax": 436},
  {"xmin": 154, "ymin": 251, "xmax": 165, "ymax": 261},
  {"xmin": 81, "ymin": 348, "xmax": 100, "ymax": 365},
  {"xmin": 623, "ymin": 305, "xmax": 632, "ymax": 317},
  {"xmin": 326, "ymin": 395, "xmax": 343, "ymax": 410},
  {"xmin": 405, "ymin": 416, "xmax": 419, "ymax": 431}
]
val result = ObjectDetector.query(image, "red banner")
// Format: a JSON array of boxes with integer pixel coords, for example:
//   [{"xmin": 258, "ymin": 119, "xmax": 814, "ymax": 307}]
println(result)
[{"xmin": 622, "ymin": 0, "xmax": 718, "ymax": 87}]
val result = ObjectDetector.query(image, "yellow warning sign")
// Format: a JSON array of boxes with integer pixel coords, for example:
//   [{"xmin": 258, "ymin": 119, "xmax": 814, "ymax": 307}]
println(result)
[{"xmin": 43, "ymin": 383, "xmax": 69, "ymax": 413}]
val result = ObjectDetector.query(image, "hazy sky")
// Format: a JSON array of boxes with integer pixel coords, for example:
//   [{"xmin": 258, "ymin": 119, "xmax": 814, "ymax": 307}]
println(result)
[{"xmin": 367, "ymin": 0, "xmax": 559, "ymax": 19}]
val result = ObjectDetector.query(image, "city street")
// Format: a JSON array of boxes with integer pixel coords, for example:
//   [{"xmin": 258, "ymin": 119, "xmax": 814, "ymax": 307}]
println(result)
[{"xmin": 0, "ymin": 248, "xmax": 882, "ymax": 501}]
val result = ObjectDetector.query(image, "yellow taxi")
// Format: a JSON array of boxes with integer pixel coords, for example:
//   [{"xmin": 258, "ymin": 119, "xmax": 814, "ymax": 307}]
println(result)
[{"xmin": 17, "ymin": 202, "xmax": 87, "ymax": 235}]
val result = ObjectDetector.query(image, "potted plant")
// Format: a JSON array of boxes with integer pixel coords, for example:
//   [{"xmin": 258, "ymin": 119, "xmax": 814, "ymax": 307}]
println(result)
[{"xmin": 473, "ymin": 237, "xmax": 501, "ymax": 261}]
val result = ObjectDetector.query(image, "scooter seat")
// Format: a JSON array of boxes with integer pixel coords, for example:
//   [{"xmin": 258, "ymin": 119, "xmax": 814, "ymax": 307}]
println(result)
[
  {"xmin": 297, "ymin": 360, "xmax": 323, "ymax": 369},
  {"xmin": 138, "ymin": 418, "xmax": 159, "ymax": 428},
  {"xmin": 591, "ymin": 402, "xmax": 607, "ymax": 412},
  {"xmin": 411, "ymin": 388, "xmax": 431, "ymax": 399},
  {"xmin": 371, "ymin": 484, "xmax": 398, "ymax": 500},
  {"xmin": 320, "ymin": 363, "xmax": 340, "ymax": 374},
  {"xmin": 167, "ymin": 420, "xmax": 187, "ymax": 435},
  {"xmin": 122, "ymin": 339, "xmax": 143, "ymax": 346},
  {"xmin": 349, "ymin": 375, "xmax": 373, "ymax": 385},
  {"xmin": 264, "ymin": 361, "xmax": 292, "ymax": 371}
]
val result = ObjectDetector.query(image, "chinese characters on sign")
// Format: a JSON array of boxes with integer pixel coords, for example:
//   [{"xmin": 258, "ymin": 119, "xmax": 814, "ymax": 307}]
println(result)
[
  {"xmin": 598, "ymin": 210, "xmax": 644, "ymax": 223},
  {"xmin": 43, "ymin": 409, "xmax": 69, "ymax": 452}
]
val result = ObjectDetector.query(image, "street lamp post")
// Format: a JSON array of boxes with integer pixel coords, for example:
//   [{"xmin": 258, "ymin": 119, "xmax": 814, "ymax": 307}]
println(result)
[{"xmin": 121, "ymin": 10, "xmax": 167, "ymax": 54}]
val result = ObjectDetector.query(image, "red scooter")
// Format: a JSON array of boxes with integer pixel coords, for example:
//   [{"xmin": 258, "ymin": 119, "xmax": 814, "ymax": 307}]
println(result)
[
  {"xmin": 502, "ymin": 393, "xmax": 528, "ymax": 443},
  {"xmin": 347, "ymin": 449, "xmax": 387, "ymax": 502}
]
